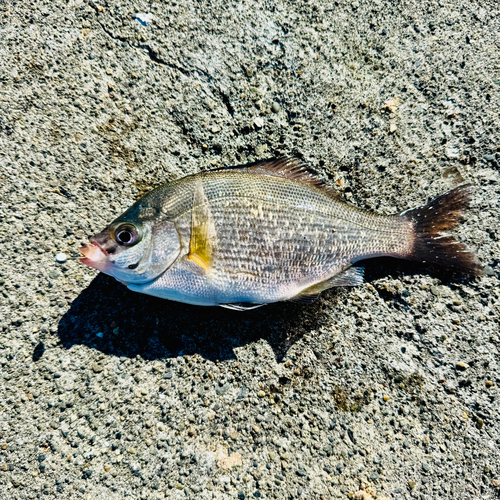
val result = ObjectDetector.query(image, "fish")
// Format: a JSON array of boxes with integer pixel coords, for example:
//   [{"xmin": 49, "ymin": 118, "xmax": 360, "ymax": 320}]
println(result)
[{"xmin": 79, "ymin": 157, "xmax": 483, "ymax": 310}]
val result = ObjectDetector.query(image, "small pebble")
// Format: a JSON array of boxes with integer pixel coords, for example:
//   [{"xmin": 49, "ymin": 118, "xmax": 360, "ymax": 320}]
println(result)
[
  {"xmin": 271, "ymin": 102, "xmax": 280, "ymax": 113},
  {"xmin": 135, "ymin": 13, "xmax": 153, "ymax": 26},
  {"xmin": 456, "ymin": 363, "xmax": 469, "ymax": 371},
  {"xmin": 55, "ymin": 253, "xmax": 67, "ymax": 263},
  {"xmin": 92, "ymin": 363, "xmax": 103, "ymax": 373},
  {"xmin": 253, "ymin": 117, "xmax": 264, "ymax": 128}
]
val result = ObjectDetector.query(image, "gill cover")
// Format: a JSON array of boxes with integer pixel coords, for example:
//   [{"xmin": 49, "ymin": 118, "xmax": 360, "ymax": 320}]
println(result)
[{"xmin": 80, "ymin": 215, "xmax": 181, "ymax": 285}]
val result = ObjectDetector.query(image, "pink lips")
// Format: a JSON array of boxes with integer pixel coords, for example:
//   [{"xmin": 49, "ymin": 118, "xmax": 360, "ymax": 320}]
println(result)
[{"xmin": 79, "ymin": 242, "xmax": 108, "ymax": 270}]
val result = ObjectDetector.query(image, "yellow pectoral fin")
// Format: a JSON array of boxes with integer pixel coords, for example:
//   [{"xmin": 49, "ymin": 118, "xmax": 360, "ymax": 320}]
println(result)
[
  {"xmin": 188, "ymin": 251, "xmax": 211, "ymax": 273},
  {"xmin": 188, "ymin": 179, "xmax": 217, "ymax": 274}
]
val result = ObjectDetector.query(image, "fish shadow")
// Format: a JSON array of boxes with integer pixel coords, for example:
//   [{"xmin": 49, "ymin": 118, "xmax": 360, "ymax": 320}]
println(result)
[
  {"xmin": 364, "ymin": 256, "xmax": 482, "ymax": 285},
  {"xmin": 57, "ymin": 258, "xmax": 477, "ymax": 364},
  {"xmin": 56, "ymin": 274, "xmax": 329, "ymax": 363}
]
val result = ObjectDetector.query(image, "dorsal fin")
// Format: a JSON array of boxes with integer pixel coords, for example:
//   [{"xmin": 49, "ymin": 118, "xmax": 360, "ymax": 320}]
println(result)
[{"xmin": 219, "ymin": 157, "xmax": 341, "ymax": 199}]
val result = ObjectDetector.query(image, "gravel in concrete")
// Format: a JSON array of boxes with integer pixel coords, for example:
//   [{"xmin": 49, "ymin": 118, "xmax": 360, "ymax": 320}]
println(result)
[{"xmin": 0, "ymin": 0, "xmax": 499, "ymax": 499}]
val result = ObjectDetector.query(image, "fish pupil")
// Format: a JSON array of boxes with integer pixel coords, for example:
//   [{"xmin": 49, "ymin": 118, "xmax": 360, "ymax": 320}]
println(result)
[
  {"xmin": 115, "ymin": 225, "xmax": 137, "ymax": 246},
  {"xmin": 118, "ymin": 230, "xmax": 132, "ymax": 243}
]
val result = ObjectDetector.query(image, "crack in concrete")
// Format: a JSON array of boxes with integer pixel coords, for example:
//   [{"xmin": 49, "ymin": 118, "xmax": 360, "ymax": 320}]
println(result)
[
  {"xmin": 87, "ymin": 1, "xmax": 190, "ymax": 76},
  {"xmin": 139, "ymin": 44, "xmax": 189, "ymax": 76},
  {"xmin": 86, "ymin": 1, "xmax": 241, "ymax": 116}
]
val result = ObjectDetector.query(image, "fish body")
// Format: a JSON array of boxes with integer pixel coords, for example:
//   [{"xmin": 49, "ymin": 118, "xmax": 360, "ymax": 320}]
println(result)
[{"xmin": 80, "ymin": 158, "xmax": 483, "ymax": 309}]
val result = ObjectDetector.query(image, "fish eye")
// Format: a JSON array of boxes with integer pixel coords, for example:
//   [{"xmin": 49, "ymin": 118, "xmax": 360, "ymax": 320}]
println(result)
[{"xmin": 114, "ymin": 224, "xmax": 140, "ymax": 246}]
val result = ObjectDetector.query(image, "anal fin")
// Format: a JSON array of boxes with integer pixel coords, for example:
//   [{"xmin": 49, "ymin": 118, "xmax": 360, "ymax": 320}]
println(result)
[
  {"xmin": 325, "ymin": 265, "xmax": 365, "ymax": 287},
  {"xmin": 288, "ymin": 293, "xmax": 321, "ymax": 304},
  {"xmin": 294, "ymin": 265, "xmax": 365, "ymax": 300}
]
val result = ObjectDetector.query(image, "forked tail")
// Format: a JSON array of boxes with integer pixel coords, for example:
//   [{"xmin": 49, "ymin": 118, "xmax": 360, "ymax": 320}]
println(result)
[{"xmin": 401, "ymin": 185, "xmax": 483, "ymax": 275}]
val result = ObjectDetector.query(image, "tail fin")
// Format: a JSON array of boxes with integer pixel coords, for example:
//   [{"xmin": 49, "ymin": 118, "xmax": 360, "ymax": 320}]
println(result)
[{"xmin": 401, "ymin": 185, "xmax": 483, "ymax": 276}]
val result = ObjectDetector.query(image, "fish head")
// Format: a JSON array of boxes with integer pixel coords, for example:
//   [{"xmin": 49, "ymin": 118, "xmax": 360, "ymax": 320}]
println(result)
[{"xmin": 79, "ymin": 203, "xmax": 181, "ymax": 285}]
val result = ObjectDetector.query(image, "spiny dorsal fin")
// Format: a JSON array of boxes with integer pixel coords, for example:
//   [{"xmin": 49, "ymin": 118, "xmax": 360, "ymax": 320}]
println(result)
[
  {"xmin": 222, "ymin": 157, "xmax": 341, "ymax": 199},
  {"xmin": 188, "ymin": 179, "xmax": 218, "ymax": 274}
]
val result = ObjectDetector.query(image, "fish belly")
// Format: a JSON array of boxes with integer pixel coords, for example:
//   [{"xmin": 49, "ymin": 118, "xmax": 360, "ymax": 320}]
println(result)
[{"xmin": 127, "ymin": 263, "xmax": 228, "ymax": 306}]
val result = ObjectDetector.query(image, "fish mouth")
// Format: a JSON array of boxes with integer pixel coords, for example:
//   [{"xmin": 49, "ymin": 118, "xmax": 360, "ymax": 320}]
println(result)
[{"xmin": 79, "ymin": 241, "xmax": 108, "ymax": 267}]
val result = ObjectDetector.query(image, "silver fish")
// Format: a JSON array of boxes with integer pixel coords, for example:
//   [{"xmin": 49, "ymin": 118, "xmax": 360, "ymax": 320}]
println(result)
[{"xmin": 79, "ymin": 158, "xmax": 483, "ymax": 310}]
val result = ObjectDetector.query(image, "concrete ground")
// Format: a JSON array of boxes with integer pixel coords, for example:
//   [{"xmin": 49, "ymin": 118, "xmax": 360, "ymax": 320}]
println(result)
[{"xmin": 0, "ymin": 0, "xmax": 499, "ymax": 499}]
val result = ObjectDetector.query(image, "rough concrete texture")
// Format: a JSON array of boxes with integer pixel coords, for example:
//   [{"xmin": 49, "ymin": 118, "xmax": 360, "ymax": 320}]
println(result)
[{"xmin": 0, "ymin": 0, "xmax": 499, "ymax": 499}]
